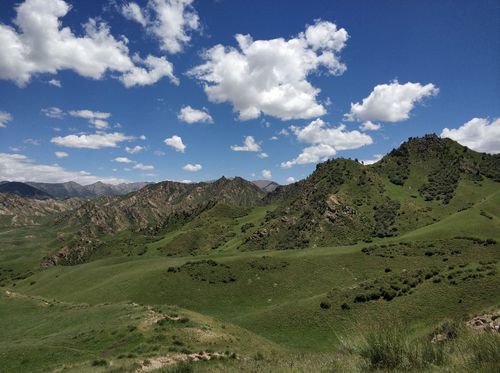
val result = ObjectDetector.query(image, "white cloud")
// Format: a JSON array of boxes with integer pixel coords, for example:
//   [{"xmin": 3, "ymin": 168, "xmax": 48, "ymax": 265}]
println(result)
[
  {"xmin": 261, "ymin": 169, "xmax": 272, "ymax": 180},
  {"xmin": 164, "ymin": 135, "xmax": 186, "ymax": 152},
  {"xmin": 121, "ymin": 0, "xmax": 200, "ymax": 54},
  {"xmin": 441, "ymin": 117, "xmax": 500, "ymax": 154},
  {"xmin": 183, "ymin": 163, "xmax": 202, "ymax": 172},
  {"xmin": 0, "ymin": 0, "xmax": 176, "ymax": 87},
  {"xmin": 286, "ymin": 176, "xmax": 296, "ymax": 184},
  {"xmin": 120, "ymin": 54, "xmax": 178, "ymax": 87},
  {"xmin": 346, "ymin": 81, "xmax": 439, "ymax": 123},
  {"xmin": 359, "ymin": 121, "xmax": 381, "ymax": 131},
  {"xmin": 269, "ymin": 136, "xmax": 279, "ymax": 141},
  {"xmin": 42, "ymin": 107, "xmax": 65, "ymax": 119},
  {"xmin": 121, "ymin": 2, "xmax": 147, "ymax": 27},
  {"xmin": 292, "ymin": 118, "xmax": 373, "ymax": 150},
  {"xmin": 69, "ymin": 109, "xmax": 111, "ymax": 129},
  {"xmin": 0, "ymin": 153, "xmax": 126, "ymax": 184},
  {"xmin": 24, "ymin": 138, "xmax": 40, "ymax": 146},
  {"xmin": 125, "ymin": 145, "xmax": 144, "ymax": 154},
  {"xmin": 188, "ymin": 20, "xmax": 348, "ymax": 121},
  {"xmin": 178, "ymin": 105, "xmax": 213, "ymax": 123},
  {"xmin": 258, "ymin": 152, "xmax": 269, "ymax": 158},
  {"xmin": 51, "ymin": 132, "xmax": 135, "ymax": 149},
  {"xmin": 281, "ymin": 144, "xmax": 336, "ymax": 168},
  {"xmin": 48, "ymin": 79, "xmax": 61, "ymax": 87},
  {"xmin": 361, "ymin": 154, "xmax": 383, "ymax": 165},
  {"xmin": 281, "ymin": 118, "xmax": 373, "ymax": 167},
  {"xmin": 133, "ymin": 162, "xmax": 154, "ymax": 170},
  {"xmin": 55, "ymin": 151, "xmax": 68, "ymax": 158},
  {"xmin": 0, "ymin": 111, "xmax": 13, "ymax": 128},
  {"xmin": 230, "ymin": 136, "xmax": 261, "ymax": 152},
  {"xmin": 114, "ymin": 156, "xmax": 134, "ymax": 163}
]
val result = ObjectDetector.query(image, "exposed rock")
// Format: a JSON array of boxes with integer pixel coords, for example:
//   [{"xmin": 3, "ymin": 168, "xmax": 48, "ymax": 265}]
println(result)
[{"xmin": 466, "ymin": 312, "xmax": 500, "ymax": 333}]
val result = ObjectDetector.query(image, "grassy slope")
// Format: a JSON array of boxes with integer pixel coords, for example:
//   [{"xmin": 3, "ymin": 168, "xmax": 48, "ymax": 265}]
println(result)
[{"xmin": 0, "ymin": 179, "xmax": 499, "ymax": 371}]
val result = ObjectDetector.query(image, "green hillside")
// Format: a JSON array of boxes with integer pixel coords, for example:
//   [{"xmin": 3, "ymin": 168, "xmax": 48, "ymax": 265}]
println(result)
[{"xmin": 0, "ymin": 136, "xmax": 498, "ymax": 372}]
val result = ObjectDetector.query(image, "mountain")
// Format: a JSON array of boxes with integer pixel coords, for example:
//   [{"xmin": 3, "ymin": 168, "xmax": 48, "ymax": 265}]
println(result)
[
  {"xmin": 1, "ymin": 135, "xmax": 499, "ymax": 372},
  {"xmin": 0, "ymin": 182, "xmax": 53, "ymax": 199},
  {"xmin": 4, "ymin": 134, "xmax": 498, "ymax": 266},
  {"xmin": 27, "ymin": 181, "xmax": 92, "ymax": 199},
  {"xmin": 0, "ymin": 193, "xmax": 82, "ymax": 226},
  {"xmin": 44, "ymin": 177, "xmax": 265, "ymax": 265},
  {"xmin": 26, "ymin": 181, "xmax": 151, "ymax": 199},
  {"xmin": 252, "ymin": 180, "xmax": 280, "ymax": 192},
  {"xmin": 241, "ymin": 134, "xmax": 500, "ymax": 250}
]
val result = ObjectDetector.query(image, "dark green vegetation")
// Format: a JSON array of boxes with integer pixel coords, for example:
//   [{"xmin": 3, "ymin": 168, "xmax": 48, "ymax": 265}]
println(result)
[{"xmin": 0, "ymin": 136, "xmax": 499, "ymax": 372}]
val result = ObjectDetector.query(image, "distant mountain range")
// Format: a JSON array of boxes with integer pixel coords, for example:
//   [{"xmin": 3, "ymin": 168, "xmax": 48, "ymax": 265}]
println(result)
[
  {"xmin": 0, "ymin": 181, "xmax": 53, "ymax": 199},
  {"xmin": 1, "ymin": 134, "xmax": 498, "ymax": 266},
  {"xmin": 0, "ymin": 180, "xmax": 279, "ymax": 200},
  {"xmin": 251, "ymin": 180, "xmax": 280, "ymax": 192},
  {"xmin": 0, "ymin": 181, "xmax": 152, "ymax": 199}
]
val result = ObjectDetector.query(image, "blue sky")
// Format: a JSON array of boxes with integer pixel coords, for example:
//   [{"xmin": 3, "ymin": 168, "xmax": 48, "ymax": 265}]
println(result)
[{"xmin": 0, "ymin": 0, "xmax": 499, "ymax": 185}]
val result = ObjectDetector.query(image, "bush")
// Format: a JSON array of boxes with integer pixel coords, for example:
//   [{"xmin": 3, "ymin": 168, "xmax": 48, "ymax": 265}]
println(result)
[
  {"xmin": 341, "ymin": 302, "xmax": 350, "ymax": 310},
  {"xmin": 91, "ymin": 359, "xmax": 107, "ymax": 367},
  {"xmin": 320, "ymin": 301, "xmax": 331, "ymax": 310}
]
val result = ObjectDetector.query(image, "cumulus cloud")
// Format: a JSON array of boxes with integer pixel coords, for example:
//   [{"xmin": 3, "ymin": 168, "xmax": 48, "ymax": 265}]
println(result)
[
  {"xmin": 69, "ymin": 109, "xmax": 111, "ymax": 129},
  {"xmin": 281, "ymin": 118, "xmax": 373, "ymax": 168},
  {"xmin": 359, "ymin": 121, "xmax": 381, "ymax": 131},
  {"xmin": 0, "ymin": 111, "xmax": 13, "ymax": 128},
  {"xmin": 133, "ymin": 162, "xmax": 154, "ymax": 170},
  {"xmin": 42, "ymin": 107, "xmax": 65, "ymax": 119},
  {"xmin": 230, "ymin": 136, "xmax": 261, "ymax": 152},
  {"xmin": 55, "ymin": 151, "xmax": 68, "ymax": 158},
  {"xmin": 0, "ymin": 153, "xmax": 126, "ymax": 184},
  {"xmin": 120, "ymin": 54, "xmax": 178, "ymax": 87},
  {"xmin": 125, "ymin": 145, "xmax": 144, "ymax": 154},
  {"xmin": 0, "ymin": 0, "xmax": 176, "ymax": 87},
  {"xmin": 48, "ymin": 79, "xmax": 61, "ymax": 87},
  {"xmin": 281, "ymin": 144, "xmax": 336, "ymax": 168},
  {"xmin": 261, "ymin": 169, "xmax": 272, "ymax": 180},
  {"xmin": 121, "ymin": 0, "xmax": 200, "ymax": 54},
  {"xmin": 114, "ymin": 156, "xmax": 134, "ymax": 163},
  {"xmin": 51, "ymin": 132, "xmax": 135, "ymax": 149},
  {"xmin": 440, "ymin": 117, "xmax": 500, "ymax": 154},
  {"xmin": 346, "ymin": 81, "xmax": 439, "ymax": 123},
  {"xmin": 178, "ymin": 105, "xmax": 213, "ymax": 123},
  {"xmin": 164, "ymin": 135, "xmax": 186, "ymax": 152},
  {"xmin": 361, "ymin": 154, "xmax": 383, "ymax": 165},
  {"xmin": 286, "ymin": 176, "xmax": 296, "ymax": 184},
  {"xmin": 183, "ymin": 163, "xmax": 202, "ymax": 172},
  {"xmin": 188, "ymin": 20, "xmax": 348, "ymax": 121},
  {"xmin": 257, "ymin": 152, "xmax": 269, "ymax": 158}
]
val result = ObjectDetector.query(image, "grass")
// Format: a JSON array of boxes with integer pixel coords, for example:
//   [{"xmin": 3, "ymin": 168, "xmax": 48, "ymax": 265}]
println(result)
[{"xmin": 0, "ymin": 171, "xmax": 498, "ymax": 371}]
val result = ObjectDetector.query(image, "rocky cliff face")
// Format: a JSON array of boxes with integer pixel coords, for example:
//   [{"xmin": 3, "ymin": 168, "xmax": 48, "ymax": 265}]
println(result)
[{"xmin": 0, "ymin": 193, "xmax": 83, "ymax": 226}]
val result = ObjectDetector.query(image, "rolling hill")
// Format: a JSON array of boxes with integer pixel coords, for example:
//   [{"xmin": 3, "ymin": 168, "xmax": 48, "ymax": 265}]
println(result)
[{"xmin": 0, "ymin": 135, "xmax": 498, "ymax": 372}]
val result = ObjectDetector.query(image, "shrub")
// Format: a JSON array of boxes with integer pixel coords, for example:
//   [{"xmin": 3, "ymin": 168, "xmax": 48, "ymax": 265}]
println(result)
[
  {"xmin": 320, "ymin": 301, "xmax": 331, "ymax": 310},
  {"xmin": 341, "ymin": 302, "xmax": 350, "ymax": 310},
  {"xmin": 91, "ymin": 359, "xmax": 107, "ymax": 367}
]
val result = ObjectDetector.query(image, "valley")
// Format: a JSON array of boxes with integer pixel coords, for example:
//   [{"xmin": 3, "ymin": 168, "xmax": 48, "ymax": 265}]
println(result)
[{"xmin": 0, "ymin": 136, "xmax": 499, "ymax": 372}]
